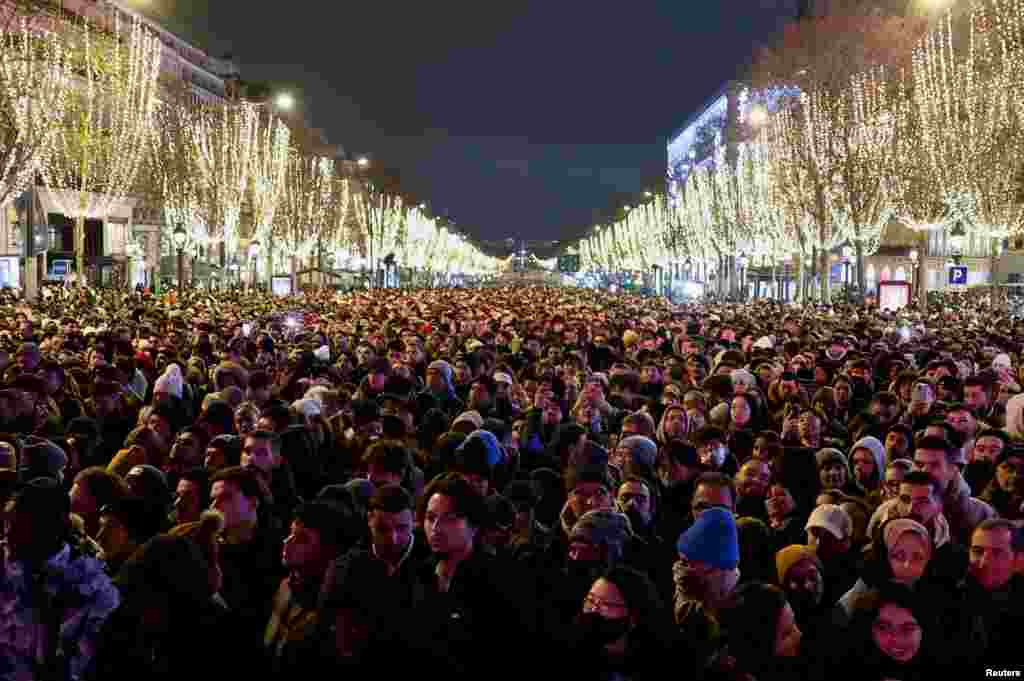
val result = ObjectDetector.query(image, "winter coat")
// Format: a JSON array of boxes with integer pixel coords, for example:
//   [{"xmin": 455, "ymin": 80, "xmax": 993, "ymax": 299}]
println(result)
[
  {"xmin": 941, "ymin": 575, "xmax": 1024, "ymax": 668},
  {"xmin": 413, "ymin": 550, "xmax": 537, "ymax": 680},
  {"xmin": 868, "ymin": 473, "xmax": 991, "ymax": 548},
  {"xmin": 87, "ymin": 599, "xmax": 229, "ymax": 680},
  {"xmin": 943, "ymin": 472, "xmax": 996, "ymax": 546}
]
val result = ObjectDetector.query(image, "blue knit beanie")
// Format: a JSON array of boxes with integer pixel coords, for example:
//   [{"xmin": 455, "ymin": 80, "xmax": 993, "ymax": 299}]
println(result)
[
  {"xmin": 676, "ymin": 507, "xmax": 739, "ymax": 570},
  {"xmin": 456, "ymin": 430, "xmax": 503, "ymax": 469}
]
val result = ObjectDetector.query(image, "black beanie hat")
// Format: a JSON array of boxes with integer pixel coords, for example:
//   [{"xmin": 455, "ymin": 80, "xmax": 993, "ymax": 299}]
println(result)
[
  {"xmin": 12, "ymin": 476, "xmax": 69, "ymax": 524},
  {"xmin": 66, "ymin": 417, "xmax": 101, "ymax": 443},
  {"xmin": 115, "ymin": 534, "xmax": 211, "ymax": 607},
  {"xmin": 454, "ymin": 436, "xmax": 495, "ymax": 477},
  {"xmin": 503, "ymin": 479, "xmax": 539, "ymax": 509},
  {"xmin": 100, "ymin": 496, "xmax": 165, "ymax": 544}
]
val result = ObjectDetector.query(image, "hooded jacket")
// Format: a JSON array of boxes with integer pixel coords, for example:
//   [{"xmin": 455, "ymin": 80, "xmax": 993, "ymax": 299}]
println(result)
[
  {"xmin": 419, "ymin": 362, "xmax": 465, "ymax": 420},
  {"xmin": 657, "ymin": 405, "xmax": 689, "ymax": 445},
  {"xmin": 849, "ymin": 436, "xmax": 885, "ymax": 493},
  {"xmin": 867, "ymin": 499, "xmax": 953, "ymax": 549}
]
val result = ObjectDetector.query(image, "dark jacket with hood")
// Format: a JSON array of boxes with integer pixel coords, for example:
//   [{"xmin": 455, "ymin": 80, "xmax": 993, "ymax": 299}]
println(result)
[{"xmin": 418, "ymin": 371, "xmax": 465, "ymax": 421}]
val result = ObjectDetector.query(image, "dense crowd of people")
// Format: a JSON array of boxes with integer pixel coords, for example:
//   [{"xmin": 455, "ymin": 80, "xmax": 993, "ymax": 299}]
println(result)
[{"xmin": 0, "ymin": 283, "xmax": 1020, "ymax": 680}]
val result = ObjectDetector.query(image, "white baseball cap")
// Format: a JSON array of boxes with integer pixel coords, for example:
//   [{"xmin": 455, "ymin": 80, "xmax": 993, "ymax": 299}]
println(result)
[{"xmin": 805, "ymin": 504, "xmax": 852, "ymax": 542}]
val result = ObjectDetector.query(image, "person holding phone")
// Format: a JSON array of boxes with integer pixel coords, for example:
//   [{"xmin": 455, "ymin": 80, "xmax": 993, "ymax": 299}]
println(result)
[{"xmin": 903, "ymin": 382, "xmax": 939, "ymax": 433}]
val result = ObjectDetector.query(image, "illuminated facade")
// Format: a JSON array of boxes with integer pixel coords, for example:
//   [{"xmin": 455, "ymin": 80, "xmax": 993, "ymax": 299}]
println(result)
[{"xmin": 666, "ymin": 85, "xmax": 730, "ymax": 186}]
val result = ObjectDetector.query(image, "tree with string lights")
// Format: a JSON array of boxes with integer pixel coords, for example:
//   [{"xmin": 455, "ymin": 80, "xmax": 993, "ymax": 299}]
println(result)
[
  {"xmin": 39, "ymin": 13, "xmax": 162, "ymax": 282},
  {"xmin": 147, "ymin": 81, "xmax": 203, "ymax": 269},
  {"xmin": 0, "ymin": 19, "xmax": 72, "ymax": 209},
  {"xmin": 351, "ymin": 167, "xmax": 408, "ymax": 287},
  {"xmin": 273, "ymin": 151, "xmax": 335, "ymax": 285},
  {"xmin": 190, "ymin": 101, "xmax": 258, "ymax": 263},
  {"xmin": 886, "ymin": 2, "xmax": 1024, "ymax": 314},
  {"xmin": 750, "ymin": 9, "xmax": 924, "ymax": 301},
  {"xmin": 248, "ymin": 107, "xmax": 291, "ymax": 284}
]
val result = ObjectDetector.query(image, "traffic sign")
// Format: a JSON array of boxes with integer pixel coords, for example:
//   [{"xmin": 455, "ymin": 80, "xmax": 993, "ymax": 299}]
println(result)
[{"xmin": 949, "ymin": 266, "xmax": 968, "ymax": 285}]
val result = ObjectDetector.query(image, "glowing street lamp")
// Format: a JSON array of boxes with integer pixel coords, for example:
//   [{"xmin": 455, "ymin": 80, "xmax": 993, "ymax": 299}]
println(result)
[
  {"xmin": 357, "ymin": 157, "xmax": 370, "ymax": 168},
  {"xmin": 949, "ymin": 221, "xmax": 966, "ymax": 259},
  {"xmin": 249, "ymin": 240, "xmax": 261, "ymax": 290},
  {"xmin": 274, "ymin": 93, "xmax": 295, "ymax": 111},
  {"xmin": 172, "ymin": 223, "xmax": 187, "ymax": 291}
]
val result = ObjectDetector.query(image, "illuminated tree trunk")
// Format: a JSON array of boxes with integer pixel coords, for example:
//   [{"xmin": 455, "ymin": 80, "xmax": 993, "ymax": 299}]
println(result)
[
  {"xmin": 75, "ymin": 214, "xmax": 84, "ymax": 284},
  {"xmin": 855, "ymin": 239, "xmax": 865, "ymax": 296}
]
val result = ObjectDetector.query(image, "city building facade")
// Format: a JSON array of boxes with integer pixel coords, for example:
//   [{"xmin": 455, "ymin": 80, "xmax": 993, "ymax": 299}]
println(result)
[{"xmin": 1, "ymin": 0, "xmax": 240, "ymax": 293}]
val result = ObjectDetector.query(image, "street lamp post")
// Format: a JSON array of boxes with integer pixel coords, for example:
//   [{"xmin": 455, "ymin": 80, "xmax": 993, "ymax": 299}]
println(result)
[
  {"xmin": 737, "ymin": 252, "xmax": 749, "ymax": 301},
  {"xmin": 909, "ymin": 248, "xmax": 922, "ymax": 313},
  {"xmin": 802, "ymin": 254, "xmax": 813, "ymax": 304},
  {"xmin": 172, "ymin": 223, "xmax": 187, "ymax": 292},
  {"xmin": 949, "ymin": 221, "xmax": 966, "ymax": 265},
  {"xmin": 249, "ymin": 240, "xmax": 261, "ymax": 291},
  {"xmin": 841, "ymin": 244, "xmax": 855, "ymax": 302},
  {"xmin": 994, "ymin": 238, "xmax": 1008, "ymax": 310},
  {"xmin": 229, "ymin": 256, "xmax": 239, "ymax": 288}
]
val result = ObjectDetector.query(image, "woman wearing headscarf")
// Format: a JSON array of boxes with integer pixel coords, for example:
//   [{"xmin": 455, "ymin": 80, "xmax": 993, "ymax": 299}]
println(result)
[{"xmin": 837, "ymin": 517, "xmax": 964, "ymax": 619}]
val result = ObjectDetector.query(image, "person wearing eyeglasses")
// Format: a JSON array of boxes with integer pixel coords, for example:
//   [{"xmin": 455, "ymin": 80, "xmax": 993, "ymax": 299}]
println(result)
[
  {"xmin": 978, "ymin": 448, "xmax": 1024, "ymax": 520},
  {"xmin": 544, "ymin": 508, "xmax": 636, "ymax": 646},
  {"xmin": 673, "ymin": 507, "xmax": 741, "ymax": 669},
  {"xmin": 880, "ymin": 458, "xmax": 914, "ymax": 505},
  {"xmin": 566, "ymin": 566, "xmax": 680, "ymax": 680}
]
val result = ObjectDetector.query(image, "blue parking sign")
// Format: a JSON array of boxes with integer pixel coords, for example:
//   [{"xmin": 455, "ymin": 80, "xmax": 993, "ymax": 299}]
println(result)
[{"xmin": 949, "ymin": 266, "xmax": 967, "ymax": 285}]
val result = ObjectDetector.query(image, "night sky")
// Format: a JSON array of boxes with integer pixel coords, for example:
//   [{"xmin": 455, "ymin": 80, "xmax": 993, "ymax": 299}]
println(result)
[{"xmin": 136, "ymin": 0, "xmax": 799, "ymax": 247}]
